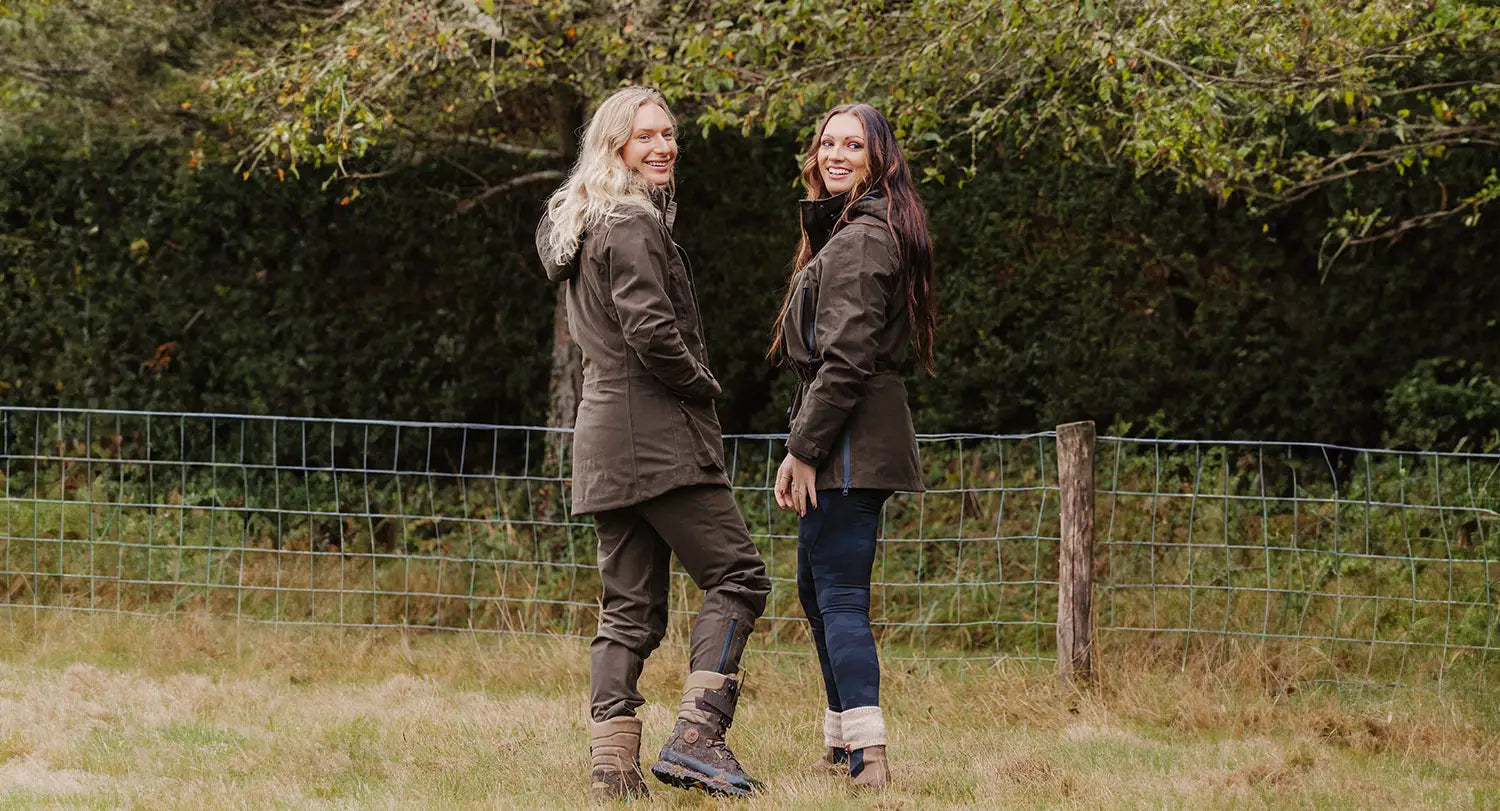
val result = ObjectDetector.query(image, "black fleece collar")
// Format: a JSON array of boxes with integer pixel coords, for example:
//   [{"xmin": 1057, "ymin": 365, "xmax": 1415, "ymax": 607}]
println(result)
[{"xmin": 799, "ymin": 190, "xmax": 886, "ymax": 256}]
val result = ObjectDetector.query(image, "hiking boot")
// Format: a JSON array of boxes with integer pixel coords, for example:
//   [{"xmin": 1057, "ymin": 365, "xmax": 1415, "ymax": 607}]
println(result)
[
  {"xmin": 650, "ymin": 670, "xmax": 762, "ymax": 797},
  {"xmin": 589, "ymin": 716, "xmax": 646, "ymax": 801},
  {"xmin": 813, "ymin": 746, "xmax": 850, "ymax": 775},
  {"xmin": 842, "ymin": 706, "xmax": 889, "ymax": 789},
  {"xmin": 812, "ymin": 709, "xmax": 847, "ymax": 774},
  {"xmin": 850, "ymin": 744, "xmax": 890, "ymax": 789}
]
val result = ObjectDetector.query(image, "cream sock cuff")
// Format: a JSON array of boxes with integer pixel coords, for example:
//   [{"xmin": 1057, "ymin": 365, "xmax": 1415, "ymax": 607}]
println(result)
[
  {"xmin": 840, "ymin": 705, "xmax": 886, "ymax": 750},
  {"xmin": 823, "ymin": 708, "xmax": 843, "ymax": 748}
]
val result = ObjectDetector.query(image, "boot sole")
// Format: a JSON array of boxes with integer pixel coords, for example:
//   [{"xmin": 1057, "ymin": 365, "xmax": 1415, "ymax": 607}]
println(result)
[{"xmin": 650, "ymin": 757, "xmax": 756, "ymax": 798}]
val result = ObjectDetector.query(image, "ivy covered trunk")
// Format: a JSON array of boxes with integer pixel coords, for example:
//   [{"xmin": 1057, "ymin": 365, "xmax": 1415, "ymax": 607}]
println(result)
[{"xmin": 547, "ymin": 290, "xmax": 582, "ymax": 431}]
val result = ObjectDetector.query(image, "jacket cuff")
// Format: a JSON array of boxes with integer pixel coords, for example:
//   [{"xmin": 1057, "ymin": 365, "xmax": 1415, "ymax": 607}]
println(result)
[
  {"xmin": 787, "ymin": 392, "xmax": 850, "ymax": 466},
  {"xmin": 681, "ymin": 364, "xmax": 721, "ymax": 402},
  {"xmin": 785, "ymin": 430, "xmax": 826, "ymax": 467}
]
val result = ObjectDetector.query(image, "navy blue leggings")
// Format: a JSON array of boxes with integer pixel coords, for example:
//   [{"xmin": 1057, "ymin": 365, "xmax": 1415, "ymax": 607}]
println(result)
[{"xmin": 797, "ymin": 488, "xmax": 890, "ymax": 712}]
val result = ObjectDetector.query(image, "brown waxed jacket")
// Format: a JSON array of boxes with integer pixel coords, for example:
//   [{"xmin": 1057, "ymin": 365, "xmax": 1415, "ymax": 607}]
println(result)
[
  {"xmin": 537, "ymin": 193, "xmax": 729, "ymax": 514},
  {"xmin": 781, "ymin": 192, "xmax": 924, "ymax": 493}
]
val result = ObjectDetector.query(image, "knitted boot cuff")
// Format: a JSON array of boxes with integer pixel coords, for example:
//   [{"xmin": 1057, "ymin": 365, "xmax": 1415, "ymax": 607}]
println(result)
[
  {"xmin": 823, "ymin": 708, "xmax": 843, "ymax": 748},
  {"xmin": 841, "ymin": 705, "xmax": 887, "ymax": 750}
]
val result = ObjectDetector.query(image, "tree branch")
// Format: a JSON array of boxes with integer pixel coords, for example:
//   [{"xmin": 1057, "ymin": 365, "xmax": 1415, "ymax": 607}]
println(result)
[
  {"xmin": 457, "ymin": 169, "xmax": 564, "ymax": 212},
  {"xmin": 413, "ymin": 129, "xmax": 561, "ymax": 160}
]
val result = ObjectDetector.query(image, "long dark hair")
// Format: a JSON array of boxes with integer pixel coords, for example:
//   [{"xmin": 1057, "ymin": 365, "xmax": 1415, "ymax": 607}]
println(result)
[{"xmin": 767, "ymin": 103, "xmax": 937, "ymax": 375}]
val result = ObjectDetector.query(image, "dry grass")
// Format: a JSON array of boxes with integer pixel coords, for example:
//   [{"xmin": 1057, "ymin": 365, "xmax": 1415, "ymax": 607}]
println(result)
[{"xmin": 0, "ymin": 610, "xmax": 1497, "ymax": 809}]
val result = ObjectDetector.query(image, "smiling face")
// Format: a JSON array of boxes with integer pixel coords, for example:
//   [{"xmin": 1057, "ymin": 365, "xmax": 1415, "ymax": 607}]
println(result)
[
  {"xmin": 620, "ymin": 102, "xmax": 678, "ymax": 187},
  {"xmin": 817, "ymin": 113, "xmax": 869, "ymax": 196}
]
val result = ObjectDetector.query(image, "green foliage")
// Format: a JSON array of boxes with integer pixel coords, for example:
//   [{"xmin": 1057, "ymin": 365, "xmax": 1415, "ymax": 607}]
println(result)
[
  {"xmin": 4, "ymin": 2, "xmax": 1498, "ymax": 443},
  {"xmin": 4, "ymin": 131, "xmax": 1498, "ymax": 445},
  {"xmin": 0, "ymin": 146, "xmax": 551, "ymax": 422},
  {"xmin": 1383, "ymin": 358, "xmax": 1500, "ymax": 451},
  {"xmin": 193, "ymin": 0, "xmax": 1500, "ymax": 250},
  {"xmin": 11, "ymin": 0, "xmax": 1493, "ymax": 251},
  {"xmin": 909, "ymin": 145, "xmax": 1500, "ymax": 444},
  {"xmin": 0, "ymin": 0, "xmax": 290, "ymax": 150},
  {"xmin": 669, "ymin": 134, "xmax": 802, "ymax": 430}
]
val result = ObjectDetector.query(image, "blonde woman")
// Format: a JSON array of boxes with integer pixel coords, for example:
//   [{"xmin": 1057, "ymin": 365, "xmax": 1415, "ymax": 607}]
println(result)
[{"xmin": 536, "ymin": 86, "xmax": 770, "ymax": 800}]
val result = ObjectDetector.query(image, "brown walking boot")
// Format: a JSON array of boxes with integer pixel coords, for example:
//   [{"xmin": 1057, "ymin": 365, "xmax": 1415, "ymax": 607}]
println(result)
[
  {"xmin": 843, "ymin": 706, "xmax": 890, "ymax": 789},
  {"xmin": 589, "ymin": 716, "xmax": 647, "ymax": 801},
  {"xmin": 850, "ymin": 744, "xmax": 890, "ymax": 789},
  {"xmin": 812, "ymin": 709, "xmax": 848, "ymax": 774},
  {"xmin": 813, "ymin": 746, "xmax": 850, "ymax": 775},
  {"xmin": 650, "ymin": 670, "xmax": 762, "ymax": 797}
]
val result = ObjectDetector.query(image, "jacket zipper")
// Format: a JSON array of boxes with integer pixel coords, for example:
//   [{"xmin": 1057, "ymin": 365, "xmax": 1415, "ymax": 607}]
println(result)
[
  {"xmin": 716, "ymin": 617, "xmax": 738, "ymax": 673},
  {"xmin": 674, "ymin": 241, "xmax": 707, "ymax": 356},
  {"xmin": 801, "ymin": 285, "xmax": 815, "ymax": 354},
  {"xmin": 804, "ymin": 278, "xmax": 851, "ymax": 495},
  {"xmin": 842, "ymin": 431, "xmax": 851, "ymax": 495}
]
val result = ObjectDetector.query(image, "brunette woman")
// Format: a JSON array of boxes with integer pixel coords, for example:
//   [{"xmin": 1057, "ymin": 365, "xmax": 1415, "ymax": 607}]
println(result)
[{"xmin": 771, "ymin": 103, "xmax": 936, "ymax": 790}]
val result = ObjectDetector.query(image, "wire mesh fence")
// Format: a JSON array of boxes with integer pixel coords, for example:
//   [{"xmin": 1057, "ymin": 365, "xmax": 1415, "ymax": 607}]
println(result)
[
  {"xmin": 6, "ymin": 406, "xmax": 1497, "ymax": 682},
  {"xmin": 1097, "ymin": 437, "xmax": 1500, "ymax": 686},
  {"xmin": 722, "ymin": 431, "xmax": 1061, "ymax": 662},
  {"xmin": 0, "ymin": 407, "xmax": 1061, "ymax": 663}
]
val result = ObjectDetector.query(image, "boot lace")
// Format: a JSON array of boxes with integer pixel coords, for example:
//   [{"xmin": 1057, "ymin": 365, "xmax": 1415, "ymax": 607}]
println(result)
[{"xmin": 707, "ymin": 737, "xmax": 742, "ymax": 769}]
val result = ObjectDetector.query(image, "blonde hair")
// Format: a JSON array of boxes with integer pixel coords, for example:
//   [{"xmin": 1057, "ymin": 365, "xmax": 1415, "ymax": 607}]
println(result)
[{"xmin": 542, "ymin": 87, "xmax": 677, "ymax": 267}]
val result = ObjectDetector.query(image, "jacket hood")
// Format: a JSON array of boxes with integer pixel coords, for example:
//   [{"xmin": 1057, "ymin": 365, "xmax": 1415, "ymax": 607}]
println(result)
[
  {"xmin": 799, "ymin": 190, "xmax": 888, "ymax": 256},
  {"xmin": 535, "ymin": 189, "xmax": 677, "ymax": 284},
  {"xmin": 535, "ymin": 213, "xmax": 580, "ymax": 283}
]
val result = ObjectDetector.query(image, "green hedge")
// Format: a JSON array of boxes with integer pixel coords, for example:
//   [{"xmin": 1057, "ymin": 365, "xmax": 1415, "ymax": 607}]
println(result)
[
  {"xmin": 3, "ymin": 138, "xmax": 1498, "ymax": 447},
  {"xmin": 0, "ymin": 147, "xmax": 551, "ymax": 424}
]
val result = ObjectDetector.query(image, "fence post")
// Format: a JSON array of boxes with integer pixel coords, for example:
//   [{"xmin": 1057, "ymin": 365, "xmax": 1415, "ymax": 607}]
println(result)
[{"xmin": 1056, "ymin": 420, "xmax": 1096, "ymax": 685}]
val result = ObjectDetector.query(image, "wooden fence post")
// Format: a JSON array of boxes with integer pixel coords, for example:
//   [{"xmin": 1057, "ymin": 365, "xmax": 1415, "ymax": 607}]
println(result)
[{"xmin": 1056, "ymin": 420, "xmax": 1096, "ymax": 685}]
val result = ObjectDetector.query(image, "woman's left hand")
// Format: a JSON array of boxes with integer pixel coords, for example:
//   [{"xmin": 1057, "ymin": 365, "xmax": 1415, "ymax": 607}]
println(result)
[{"xmin": 774, "ymin": 454, "xmax": 819, "ymax": 517}]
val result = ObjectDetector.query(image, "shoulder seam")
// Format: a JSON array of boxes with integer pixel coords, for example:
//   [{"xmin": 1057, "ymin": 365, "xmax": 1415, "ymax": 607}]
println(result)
[
  {"xmin": 825, "ymin": 219, "xmax": 899, "ymax": 268},
  {"xmin": 597, "ymin": 208, "xmax": 665, "ymax": 249}
]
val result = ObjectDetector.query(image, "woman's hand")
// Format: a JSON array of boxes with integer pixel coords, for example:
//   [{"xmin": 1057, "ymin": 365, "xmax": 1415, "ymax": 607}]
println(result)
[{"xmin": 773, "ymin": 454, "xmax": 819, "ymax": 517}]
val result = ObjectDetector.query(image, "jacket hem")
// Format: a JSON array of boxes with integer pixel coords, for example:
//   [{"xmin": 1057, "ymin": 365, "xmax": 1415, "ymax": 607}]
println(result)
[
  {"xmin": 811, "ymin": 480, "xmax": 925, "ymax": 494},
  {"xmin": 571, "ymin": 469, "xmax": 731, "ymax": 515}
]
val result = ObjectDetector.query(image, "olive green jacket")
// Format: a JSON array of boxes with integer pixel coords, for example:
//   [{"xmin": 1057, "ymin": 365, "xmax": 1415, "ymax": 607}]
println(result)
[
  {"xmin": 781, "ymin": 192, "xmax": 923, "ymax": 493},
  {"xmin": 537, "ymin": 194, "xmax": 728, "ymax": 514}
]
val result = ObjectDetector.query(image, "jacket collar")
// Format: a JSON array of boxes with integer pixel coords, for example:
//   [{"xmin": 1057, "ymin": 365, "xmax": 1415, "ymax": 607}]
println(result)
[
  {"xmin": 799, "ymin": 190, "xmax": 887, "ymax": 256},
  {"xmin": 538, "ymin": 186, "xmax": 678, "ymax": 284},
  {"xmin": 649, "ymin": 185, "xmax": 677, "ymax": 234}
]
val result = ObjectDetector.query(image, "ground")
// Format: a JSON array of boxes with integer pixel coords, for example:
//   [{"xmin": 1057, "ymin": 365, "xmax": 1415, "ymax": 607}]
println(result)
[{"xmin": 0, "ymin": 610, "xmax": 1496, "ymax": 808}]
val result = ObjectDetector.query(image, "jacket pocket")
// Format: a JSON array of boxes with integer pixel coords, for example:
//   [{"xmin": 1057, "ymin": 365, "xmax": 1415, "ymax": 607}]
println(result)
[
  {"xmin": 664, "ymin": 256, "xmax": 708, "ymax": 359},
  {"xmin": 677, "ymin": 402, "xmax": 725, "ymax": 470},
  {"xmin": 572, "ymin": 395, "xmax": 633, "ymax": 504}
]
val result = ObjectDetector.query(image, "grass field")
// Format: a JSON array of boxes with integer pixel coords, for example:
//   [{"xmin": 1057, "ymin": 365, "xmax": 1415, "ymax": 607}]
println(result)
[{"xmin": 0, "ymin": 610, "xmax": 1497, "ymax": 808}]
